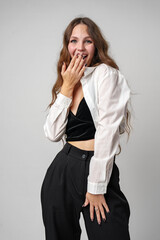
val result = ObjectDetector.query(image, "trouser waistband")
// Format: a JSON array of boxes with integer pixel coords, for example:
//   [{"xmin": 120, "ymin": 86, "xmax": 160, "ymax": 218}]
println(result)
[
  {"xmin": 62, "ymin": 142, "xmax": 116, "ymax": 162},
  {"xmin": 62, "ymin": 142, "xmax": 94, "ymax": 161}
]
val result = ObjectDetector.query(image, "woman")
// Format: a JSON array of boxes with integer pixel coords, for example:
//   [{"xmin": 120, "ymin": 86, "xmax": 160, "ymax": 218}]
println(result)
[{"xmin": 41, "ymin": 17, "xmax": 132, "ymax": 240}]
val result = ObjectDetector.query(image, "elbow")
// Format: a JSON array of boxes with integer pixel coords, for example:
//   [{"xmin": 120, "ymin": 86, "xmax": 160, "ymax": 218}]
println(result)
[{"xmin": 43, "ymin": 123, "xmax": 64, "ymax": 142}]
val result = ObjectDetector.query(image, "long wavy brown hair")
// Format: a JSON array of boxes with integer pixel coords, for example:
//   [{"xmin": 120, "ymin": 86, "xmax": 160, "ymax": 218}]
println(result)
[{"xmin": 47, "ymin": 17, "xmax": 132, "ymax": 154}]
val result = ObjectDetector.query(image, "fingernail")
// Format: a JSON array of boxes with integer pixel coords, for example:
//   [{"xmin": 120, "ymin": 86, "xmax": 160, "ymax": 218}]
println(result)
[
  {"xmin": 91, "ymin": 218, "xmax": 94, "ymax": 222},
  {"xmin": 103, "ymin": 218, "xmax": 106, "ymax": 222},
  {"xmin": 85, "ymin": 63, "xmax": 87, "ymax": 66},
  {"xmin": 98, "ymin": 221, "xmax": 101, "ymax": 225}
]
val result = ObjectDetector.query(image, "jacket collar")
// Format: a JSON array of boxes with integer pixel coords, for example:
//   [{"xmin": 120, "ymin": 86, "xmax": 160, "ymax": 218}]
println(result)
[
  {"xmin": 80, "ymin": 66, "xmax": 97, "ymax": 85},
  {"xmin": 83, "ymin": 66, "xmax": 97, "ymax": 77}
]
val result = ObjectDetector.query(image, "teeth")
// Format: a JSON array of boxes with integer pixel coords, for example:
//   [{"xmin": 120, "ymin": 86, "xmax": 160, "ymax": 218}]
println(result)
[{"xmin": 75, "ymin": 54, "xmax": 87, "ymax": 59}]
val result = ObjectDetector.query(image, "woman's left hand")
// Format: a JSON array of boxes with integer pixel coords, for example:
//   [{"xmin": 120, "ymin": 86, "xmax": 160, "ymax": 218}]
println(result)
[{"xmin": 82, "ymin": 192, "xmax": 110, "ymax": 224}]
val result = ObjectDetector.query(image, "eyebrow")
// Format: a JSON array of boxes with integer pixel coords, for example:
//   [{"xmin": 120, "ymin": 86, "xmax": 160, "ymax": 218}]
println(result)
[{"xmin": 70, "ymin": 36, "xmax": 92, "ymax": 39}]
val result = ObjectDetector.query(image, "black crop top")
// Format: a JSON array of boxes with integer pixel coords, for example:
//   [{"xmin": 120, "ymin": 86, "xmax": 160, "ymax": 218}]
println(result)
[{"xmin": 65, "ymin": 97, "xmax": 96, "ymax": 141}]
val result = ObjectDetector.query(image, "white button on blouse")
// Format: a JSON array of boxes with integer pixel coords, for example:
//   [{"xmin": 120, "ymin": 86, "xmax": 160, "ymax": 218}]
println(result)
[{"xmin": 43, "ymin": 63, "xmax": 131, "ymax": 195}]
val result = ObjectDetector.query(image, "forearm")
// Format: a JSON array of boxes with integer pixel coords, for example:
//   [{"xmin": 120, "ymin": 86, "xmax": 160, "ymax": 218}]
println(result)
[
  {"xmin": 43, "ymin": 91, "xmax": 73, "ymax": 142},
  {"xmin": 60, "ymin": 84, "xmax": 74, "ymax": 99}
]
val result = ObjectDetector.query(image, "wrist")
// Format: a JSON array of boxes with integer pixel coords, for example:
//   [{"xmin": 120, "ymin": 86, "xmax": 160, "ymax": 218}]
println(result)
[
  {"xmin": 87, "ymin": 192, "xmax": 102, "ymax": 196},
  {"xmin": 60, "ymin": 85, "xmax": 73, "ymax": 98}
]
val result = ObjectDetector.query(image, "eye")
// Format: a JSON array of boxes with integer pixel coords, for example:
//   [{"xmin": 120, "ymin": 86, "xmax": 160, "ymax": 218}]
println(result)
[
  {"xmin": 86, "ymin": 40, "xmax": 92, "ymax": 43},
  {"xmin": 70, "ymin": 39, "xmax": 77, "ymax": 43}
]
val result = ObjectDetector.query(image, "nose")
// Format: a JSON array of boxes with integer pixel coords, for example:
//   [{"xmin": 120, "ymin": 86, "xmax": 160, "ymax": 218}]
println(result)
[{"xmin": 77, "ymin": 41, "xmax": 85, "ymax": 51}]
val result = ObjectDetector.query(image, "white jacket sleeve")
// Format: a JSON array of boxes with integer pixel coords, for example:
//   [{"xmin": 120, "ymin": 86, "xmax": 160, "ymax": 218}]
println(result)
[
  {"xmin": 87, "ymin": 65, "xmax": 131, "ymax": 194},
  {"xmin": 43, "ymin": 92, "xmax": 72, "ymax": 142}
]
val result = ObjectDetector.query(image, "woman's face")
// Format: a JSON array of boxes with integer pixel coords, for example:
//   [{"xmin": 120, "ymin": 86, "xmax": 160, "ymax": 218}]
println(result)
[{"xmin": 68, "ymin": 24, "xmax": 95, "ymax": 67}]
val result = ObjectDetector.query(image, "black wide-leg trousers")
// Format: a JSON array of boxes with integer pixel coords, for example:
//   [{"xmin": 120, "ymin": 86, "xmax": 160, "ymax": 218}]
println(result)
[{"xmin": 41, "ymin": 142, "xmax": 131, "ymax": 240}]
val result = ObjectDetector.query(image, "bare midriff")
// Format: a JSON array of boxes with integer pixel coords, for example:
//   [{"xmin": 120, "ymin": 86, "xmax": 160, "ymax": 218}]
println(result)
[{"xmin": 67, "ymin": 139, "xmax": 95, "ymax": 151}]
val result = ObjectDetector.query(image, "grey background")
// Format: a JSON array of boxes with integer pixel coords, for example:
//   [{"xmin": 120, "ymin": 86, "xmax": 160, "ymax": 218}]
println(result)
[{"xmin": 1, "ymin": 0, "xmax": 160, "ymax": 239}]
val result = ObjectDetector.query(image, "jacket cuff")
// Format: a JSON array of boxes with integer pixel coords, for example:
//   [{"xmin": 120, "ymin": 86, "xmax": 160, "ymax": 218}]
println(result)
[
  {"xmin": 87, "ymin": 181, "xmax": 107, "ymax": 194},
  {"xmin": 55, "ymin": 92, "xmax": 72, "ymax": 109}
]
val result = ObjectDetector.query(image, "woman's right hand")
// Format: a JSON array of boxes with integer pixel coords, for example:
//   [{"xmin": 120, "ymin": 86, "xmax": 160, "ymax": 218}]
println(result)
[{"xmin": 61, "ymin": 54, "xmax": 86, "ymax": 90}]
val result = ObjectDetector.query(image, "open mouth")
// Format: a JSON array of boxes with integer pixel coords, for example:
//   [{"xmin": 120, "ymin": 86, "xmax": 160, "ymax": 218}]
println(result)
[
  {"xmin": 82, "ymin": 55, "xmax": 88, "ymax": 59},
  {"xmin": 75, "ymin": 54, "xmax": 88, "ymax": 59}
]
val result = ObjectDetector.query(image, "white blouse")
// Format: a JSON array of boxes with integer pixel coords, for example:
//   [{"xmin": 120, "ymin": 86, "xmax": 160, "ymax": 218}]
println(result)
[{"xmin": 43, "ymin": 63, "xmax": 131, "ymax": 195}]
